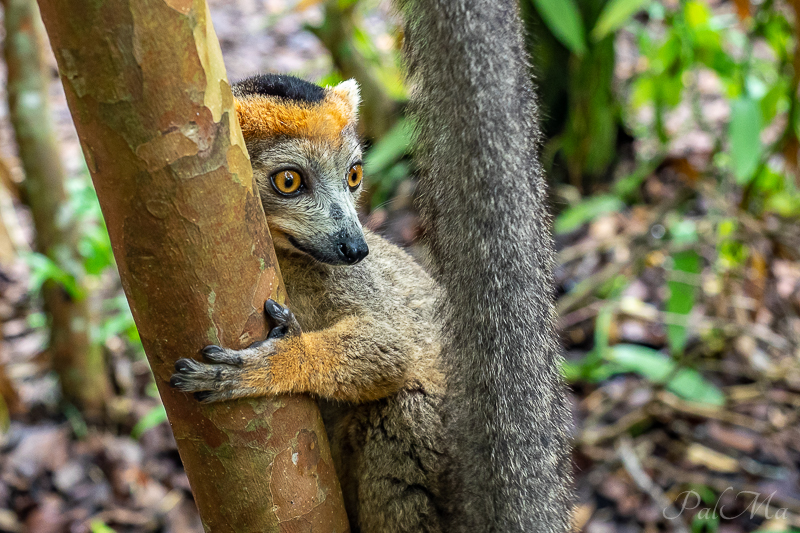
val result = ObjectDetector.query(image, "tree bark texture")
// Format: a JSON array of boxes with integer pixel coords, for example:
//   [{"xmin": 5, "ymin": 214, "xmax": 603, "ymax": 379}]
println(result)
[
  {"xmin": 35, "ymin": 0, "xmax": 350, "ymax": 531},
  {"xmin": 3, "ymin": 0, "xmax": 108, "ymax": 415}
]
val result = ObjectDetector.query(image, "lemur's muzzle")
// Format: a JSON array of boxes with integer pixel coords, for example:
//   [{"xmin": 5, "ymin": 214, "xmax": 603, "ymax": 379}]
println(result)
[{"xmin": 337, "ymin": 236, "xmax": 369, "ymax": 264}]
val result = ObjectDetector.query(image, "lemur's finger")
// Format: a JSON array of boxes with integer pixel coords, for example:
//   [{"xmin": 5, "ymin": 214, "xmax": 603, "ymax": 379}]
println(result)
[
  {"xmin": 170, "ymin": 358, "xmax": 243, "ymax": 394},
  {"xmin": 268, "ymin": 325, "xmax": 288, "ymax": 339},
  {"xmin": 201, "ymin": 345, "xmax": 244, "ymax": 366},
  {"xmin": 265, "ymin": 299, "xmax": 289, "ymax": 322},
  {"xmin": 264, "ymin": 299, "xmax": 301, "ymax": 336}
]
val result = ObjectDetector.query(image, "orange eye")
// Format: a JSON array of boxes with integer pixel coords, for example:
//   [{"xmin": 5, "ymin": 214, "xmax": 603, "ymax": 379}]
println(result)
[
  {"xmin": 347, "ymin": 164, "xmax": 363, "ymax": 190},
  {"xmin": 271, "ymin": 170, "xmax": 303, "ymax": 195}
]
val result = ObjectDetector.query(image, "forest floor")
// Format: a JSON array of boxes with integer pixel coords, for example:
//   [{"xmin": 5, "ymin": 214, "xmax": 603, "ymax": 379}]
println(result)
[{"xmin": 0, "ymin": 1, "xmax": 797, "ymax": 532}]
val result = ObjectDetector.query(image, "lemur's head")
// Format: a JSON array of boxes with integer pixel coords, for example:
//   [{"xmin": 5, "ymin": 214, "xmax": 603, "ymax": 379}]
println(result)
[{"xmin": 232, "ymin": 74, "xmax": 368, "ymax": 266}]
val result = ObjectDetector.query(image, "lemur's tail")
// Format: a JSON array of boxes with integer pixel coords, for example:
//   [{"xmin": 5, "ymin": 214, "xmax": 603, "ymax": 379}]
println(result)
[{"xmin": 398, "ymin": 0, "xmax": 573, "ymax": 530}]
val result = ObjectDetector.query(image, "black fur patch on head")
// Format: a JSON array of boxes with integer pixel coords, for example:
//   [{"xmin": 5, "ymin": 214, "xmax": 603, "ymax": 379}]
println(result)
[{"xmin": 232, "ymin": 74, "xmax": 325, "ymax": 104}]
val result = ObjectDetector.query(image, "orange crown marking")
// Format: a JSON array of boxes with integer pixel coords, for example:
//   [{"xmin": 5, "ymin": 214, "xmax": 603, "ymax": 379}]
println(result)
[{"xmin": 235, "ymin": 90, "xmax": 353, "ymax": 141}]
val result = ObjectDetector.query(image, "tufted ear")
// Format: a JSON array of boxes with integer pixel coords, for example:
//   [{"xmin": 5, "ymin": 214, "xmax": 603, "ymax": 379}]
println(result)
[{"xmin": 330, "ymin": 79, "xmax": 361, "ymax": 118}]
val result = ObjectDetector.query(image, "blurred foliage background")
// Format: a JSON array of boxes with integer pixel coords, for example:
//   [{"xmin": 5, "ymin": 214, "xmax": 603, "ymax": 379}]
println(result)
[{"xmin": 0, "ymin": 0, "xmax": 796, "ymax": 531}]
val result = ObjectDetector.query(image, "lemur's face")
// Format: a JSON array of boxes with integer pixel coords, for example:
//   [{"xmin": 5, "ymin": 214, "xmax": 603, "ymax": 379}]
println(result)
[{"xmin": 233, "ymin": 77, "xmax": 368, "ymax": 266}]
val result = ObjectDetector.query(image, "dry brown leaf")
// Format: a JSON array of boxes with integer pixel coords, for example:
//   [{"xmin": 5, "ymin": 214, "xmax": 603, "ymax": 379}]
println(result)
[{"xmin": 686, "ymin": 444, "xmax": 739, "ymax": 473}]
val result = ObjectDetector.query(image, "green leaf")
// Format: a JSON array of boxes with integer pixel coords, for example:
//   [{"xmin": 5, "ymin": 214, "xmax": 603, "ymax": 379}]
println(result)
[
  {"xmin": 613, "ymin": 156, "xmax": 663, "ymax": 200},
  {"xmin": 364, "ymin": 119, "xmax": 412, "ymax": 175},
  {"xmin": 606, "ymin": 344, "xmax": 724, "ymax": 405},
  {"xmin": 594, "ymin": 305, "xmax": 614, "ymax": 354},
  {"xmin": 684, "ymin": 0, "xmax": 712, "ymax": 29},
  {"xmin": 530, "ymin": 0, "xmax": 587, "ymax": 55},
  {"xmin": 131, "ymin": 405, "xmax": 167, "ymax": 439},
  {"xmin": 22, "ymin": 252, "xmax": 82, "ymax": 299},
  {"xmin": 729, "ymin": 97, "xmax": 762, "ymax": 185},
  {"xmin": 90, "ymin": 521, "xmax": 117, "ymax": 533},
  {"xmin": 554, "ymin": 194, "xmax": 624, "ymax": 234},
  {"xmin": 666, "ymin": 250, "xmax": 701, "ymax": 354},
  {"xmin": 592, "ymin": 0, "xmax": 651, "ymax": 41}
]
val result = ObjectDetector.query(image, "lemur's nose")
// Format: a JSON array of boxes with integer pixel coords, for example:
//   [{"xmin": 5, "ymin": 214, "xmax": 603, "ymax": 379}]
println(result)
[{"xmin": 338, "ymin": 238, "xmax": 369, "ymax": 264}]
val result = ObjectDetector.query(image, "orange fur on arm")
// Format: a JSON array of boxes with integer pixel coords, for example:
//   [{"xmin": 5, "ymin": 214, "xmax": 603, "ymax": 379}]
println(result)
[{"xmin": 242, "ymin": 316, "xmax": 410, "ymax": 403}]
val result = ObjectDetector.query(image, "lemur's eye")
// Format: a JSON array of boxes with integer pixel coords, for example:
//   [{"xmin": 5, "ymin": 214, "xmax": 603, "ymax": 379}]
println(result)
[
  {"xmin": 271, "ymin": 170, "xmax": 303, "ymax": 196},
  {"xmin": 347, "ymin": 164, "xmax": 363, "ymax": 191}
]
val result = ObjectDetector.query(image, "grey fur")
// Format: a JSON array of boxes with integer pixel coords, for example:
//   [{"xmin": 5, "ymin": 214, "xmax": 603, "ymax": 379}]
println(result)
[{"xmin": 399, "ymin": 0, "xmax": 574, "ymax": 530}]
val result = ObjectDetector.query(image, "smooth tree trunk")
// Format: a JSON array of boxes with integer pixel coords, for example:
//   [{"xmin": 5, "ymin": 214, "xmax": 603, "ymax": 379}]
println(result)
[
  {"xmin": 35, "ymin": 0, "xmax": 350, "ymax": 531},
  {"xmin": 2, "ymin": 0, "xmax": 108, "ymax": 415}
]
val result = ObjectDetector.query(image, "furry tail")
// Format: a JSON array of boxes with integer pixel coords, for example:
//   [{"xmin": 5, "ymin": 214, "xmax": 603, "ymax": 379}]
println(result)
[{"xmin": 398, "ymin": 0, "xmax": 573, "ymax": 531}]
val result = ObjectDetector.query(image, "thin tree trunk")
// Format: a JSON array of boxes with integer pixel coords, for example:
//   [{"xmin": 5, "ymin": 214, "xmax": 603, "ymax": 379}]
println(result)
[
  {"xmin": 35, "ymin": 0, "xmax": 349, "ymax": 531},
  {"xmin": 2, "ymin": 0, "xmax": 108, "ymax": 415}
]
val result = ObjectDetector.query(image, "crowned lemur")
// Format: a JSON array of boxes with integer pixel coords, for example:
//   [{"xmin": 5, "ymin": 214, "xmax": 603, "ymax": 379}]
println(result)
[{"xmin": 171, "ymin": 0, "xmax": 574, "ymax": 531}]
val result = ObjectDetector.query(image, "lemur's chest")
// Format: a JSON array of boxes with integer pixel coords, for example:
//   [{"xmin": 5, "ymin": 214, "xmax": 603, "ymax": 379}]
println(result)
[{"xmin": 275, "ymin": 255, "xmax": 347, "ymax": 332}]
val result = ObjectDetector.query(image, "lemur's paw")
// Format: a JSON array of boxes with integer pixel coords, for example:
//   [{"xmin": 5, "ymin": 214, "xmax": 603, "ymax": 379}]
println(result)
[
  {"xmin": 170, "ymin": 356, "xmax": 241, "ymax": 393},
  {"xmin": 169, "ymin": 301, "xmax": 301, "ymax": 403},
  {"xmin": 170, "ymin": 356, "xmax": 261, "ymax": 403},
  {"xmin": 170, "ymin": 348, "xmax": 266, "ymax": 403},
  {"xmin": 265, "ymin": 299, "xmax": 301, "ymax": 338}
]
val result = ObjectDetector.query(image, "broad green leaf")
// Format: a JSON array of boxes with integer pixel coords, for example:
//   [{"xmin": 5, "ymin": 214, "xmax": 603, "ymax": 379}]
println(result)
[
  {"xmin": 729, "ymin": 97, "xmax": 762, "ymax": 185},
  {"xmin": 606, "ymin": 344, "xmax": 724, "ymax": 405},
  {"xmin": 90, "ymin": 521, "xmax": 117, "ymax": 533},
  {"xmin": 554, "ymin": 194, "xmax": 624, "ymax": 234},
  {"xmin": 23, "ymin": 252, "xmax": 82, "ymax": 299},
  {"xmin": 760, "ymin": 82, "xmax": 787, "ymax": 124},
  {"xmin": 131, "ymin": 405, "xmax": 168, "ymax": 439},
  {"xmin": 684, "ymin": 0, "xmax": 712, "ymax": 29},
  {"xmin": 592, "ymin": 0, "xmax": 651, "ymax": 41},
  {"xmin": 670, "ymin": 220, "xmax": 698, "ymax": 246},
  {"xmin": 666, "ymin": 249, "xmax": 701, "ymax": 354},
  {"xmin": 766, "ymin": 192, "xmax": 800, "ymax": 217},
  {"xmin": 530, "ymin": 0, "xmax": 587, "ymax": 55},
  {"xmin": 631, "ymin": 77, "xmax": 654, "ymax": 108},
  {"xmin": 594, "ymin": 305, "xmax": 614, "ymax": 355},
  {"xmin": 364, "ymin": 119, "xmax": 412, "ymax": 175}
]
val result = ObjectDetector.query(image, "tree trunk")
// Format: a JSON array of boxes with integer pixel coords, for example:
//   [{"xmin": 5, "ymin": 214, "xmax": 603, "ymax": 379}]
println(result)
[
  {"xmin": 3, "ymin": 0, "xmax": 108, "ymax": 415},
  {"xmin": 35, "ymin": 0, "xmax": 350, "ymax": 531}
]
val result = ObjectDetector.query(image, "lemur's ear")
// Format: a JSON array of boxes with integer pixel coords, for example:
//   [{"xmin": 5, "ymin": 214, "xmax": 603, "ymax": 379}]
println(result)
[{"xmin": 330, "ymin": 79, "xmax": 361, "ymax": 118}]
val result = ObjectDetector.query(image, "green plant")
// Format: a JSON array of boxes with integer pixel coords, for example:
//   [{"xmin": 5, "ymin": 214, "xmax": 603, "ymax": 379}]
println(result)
[{"xmin": 24, "ymin": 169, "xmax": 143, "ymax": 355}]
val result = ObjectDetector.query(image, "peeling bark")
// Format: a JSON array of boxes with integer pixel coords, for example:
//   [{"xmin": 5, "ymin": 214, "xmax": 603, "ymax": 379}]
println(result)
[
  {"xmin": 35, "ymin": 0, "xmax": 349, "ymax": 530},
  {"xmin": 3, "ymin": 0, "xmax": 108, "ymax": 415}
]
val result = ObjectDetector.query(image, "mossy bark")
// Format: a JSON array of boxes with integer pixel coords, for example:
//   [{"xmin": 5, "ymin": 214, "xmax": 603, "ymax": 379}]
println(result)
[
  {"xmin": 3, "ymin": 0, "xmax": 108, "ymax": 415},
  {"xmin": 35, "ymin": 0, "xmax": 349, "ymax": 530}
]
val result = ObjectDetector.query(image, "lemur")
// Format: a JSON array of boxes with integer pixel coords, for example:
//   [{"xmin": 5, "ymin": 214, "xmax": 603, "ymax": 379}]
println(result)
[{"xmin": 170, "ymin": 0, "xmax": 573, "ymax": 531}]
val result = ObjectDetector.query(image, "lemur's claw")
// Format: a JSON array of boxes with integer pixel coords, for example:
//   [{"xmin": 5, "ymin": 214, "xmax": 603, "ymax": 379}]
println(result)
[
  {"xmin": 171, "ymin": 357, "xmax": 209, "ymax": 390},
  {"xmin": 265, "ymin": 298, "xmax": 284, "ymax": 318},
  {"xmin": 174, "ymin": 358, "xmax": 194, "ymax": 373},
  {"xmin": 264, "ymin": 299, "xmax": 301, "ymax": 336},
  {"xmin": 202, "ymin": 345, "xmax": 224, "ymax": 356},
  {"xmin": 265, "ymin": 299, "xmax": 292, "ymax": 322},
  {"xmin": 268, "ymin": 325, "xmax": 288, "ymax": 339}
]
